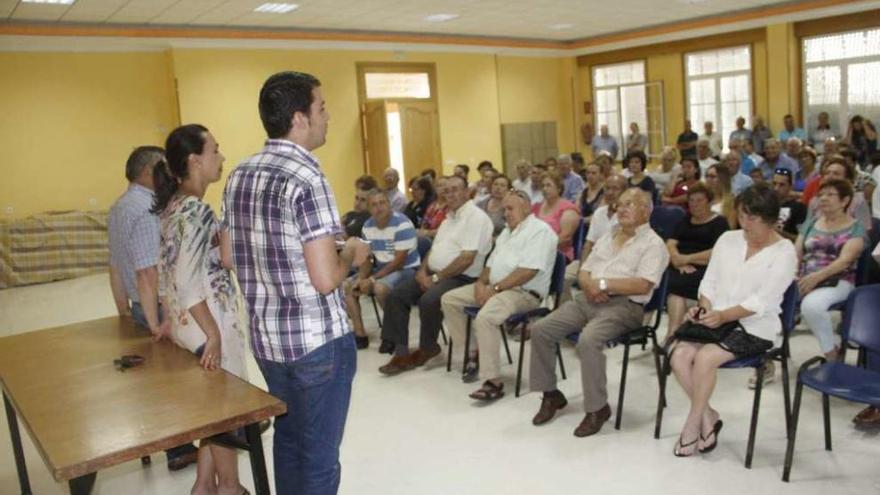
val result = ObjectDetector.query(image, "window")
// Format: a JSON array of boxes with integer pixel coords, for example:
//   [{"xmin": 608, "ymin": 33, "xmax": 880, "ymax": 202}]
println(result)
[
  {"xmin": 803, "ymin": 28, "xmax": 880, "ymax": 141},
  {"xmin": 364, "ymin": 72, "xmax": 431, "ymax": 99},
  {"xmin": 685, "ymin": 46, "xmax": 751, "ymax": 153},
  {"xmin": 592, "ymin": 61, "xmax": 646, "ymax": 158}
]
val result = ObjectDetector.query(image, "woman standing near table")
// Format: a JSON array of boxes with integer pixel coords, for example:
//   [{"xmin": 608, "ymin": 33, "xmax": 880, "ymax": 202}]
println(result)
[{"xmin": 153, "ymin": 123, "xmax": 249, "ymax": 495}]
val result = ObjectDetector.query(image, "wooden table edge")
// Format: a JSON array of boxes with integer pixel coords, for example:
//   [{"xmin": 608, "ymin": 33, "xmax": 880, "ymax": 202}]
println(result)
[
  {"xmin": 2, "ymin": 378, "xmax": 58, "ymax": 483},
  {"xmin": 52, "ymin": 401, "xmax": 286, "ymax": 481}
]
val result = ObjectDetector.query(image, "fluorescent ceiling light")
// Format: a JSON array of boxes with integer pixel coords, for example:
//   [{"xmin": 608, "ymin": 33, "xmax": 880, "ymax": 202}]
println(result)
[
  {"xmin": 21, "ymin": 0, "xmax": 75, "ymax": 4},
  {"xmin": 254, "ymin": 3, "xmax": 299, "ymax": 14},
  {"xmin": 424, "ymin": 13, "xmax": 459, "ymax": 23},
  {"xmin": 550, "ymin": 23, "xmax": 574, "ymax": 30}
]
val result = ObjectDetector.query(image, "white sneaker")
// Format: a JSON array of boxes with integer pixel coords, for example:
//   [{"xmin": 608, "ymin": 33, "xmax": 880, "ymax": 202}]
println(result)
[{"xmin": 748, "ymin": 361, "xmax": 775, "ymax": 389}]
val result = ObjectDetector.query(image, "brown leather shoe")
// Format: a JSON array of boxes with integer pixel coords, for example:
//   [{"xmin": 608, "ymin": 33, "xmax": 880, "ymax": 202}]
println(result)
[
  {"xmin": 532, "ymin": 392, "xmax": 568, "ymax": 425},
  {"xmin": 378, "ymin": 355, "xmax": 415, "ymax": 376},
  {"xmin": 853, "ymin": 406, "xmax": 880, "ymax": 427},
  {"xmin": 410, "ymin": 346, "xmax": 441, "ymax": 367},
  {"xmin": 574, "ymin": 403, "xmax": 612, "ymax": 437}
]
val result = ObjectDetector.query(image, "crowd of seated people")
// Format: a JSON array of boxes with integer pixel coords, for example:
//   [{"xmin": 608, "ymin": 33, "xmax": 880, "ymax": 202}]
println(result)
[{"xmin": 339, "ymin": 112, "xmax": 880, "ymax": 444}]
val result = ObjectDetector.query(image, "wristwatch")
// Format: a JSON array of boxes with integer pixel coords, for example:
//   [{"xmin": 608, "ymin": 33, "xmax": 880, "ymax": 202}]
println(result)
[
  {"xmin": 431, "ymin": 273, "xmax": 440, "ymax": 283},
  {"xmin": 492, "ymin": 284, "xmax": 502, "ymax": 292},
  {"xmin": 598, "ymin": 278, "xmax": 608, "ymax": 292}
]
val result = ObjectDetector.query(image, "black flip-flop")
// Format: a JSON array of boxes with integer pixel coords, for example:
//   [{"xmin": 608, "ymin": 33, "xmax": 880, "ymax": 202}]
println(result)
[
  {"xmin": 469, "ymin": 380, "xmax": 504, "ymax": 401},
  {"xmin": 673, "ymin": 435, "xmax": 700, "ymax": 457},
  {"xmin": 698, "ymin": 419, "xmax": 724, "ymax": 453}
]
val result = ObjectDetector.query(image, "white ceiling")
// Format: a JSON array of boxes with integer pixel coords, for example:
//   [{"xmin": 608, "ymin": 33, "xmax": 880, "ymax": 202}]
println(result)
[{"xmin": 0, "ymin": 0, "xmax": 809, "ymax": 42}]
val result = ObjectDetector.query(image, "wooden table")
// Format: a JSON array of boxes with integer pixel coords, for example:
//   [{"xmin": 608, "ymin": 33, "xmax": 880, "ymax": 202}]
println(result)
[{"xmin": 0, "ymin": 316, "xmax": 286, "ymax": 495}]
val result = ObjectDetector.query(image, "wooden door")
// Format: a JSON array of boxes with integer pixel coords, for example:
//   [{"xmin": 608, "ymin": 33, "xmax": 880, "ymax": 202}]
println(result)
[
  {"xmin": 398, "ymin": 101, "xmax": 442, "ymax": 180},
  {"xmin": 362, "ymin": 100, "xmax": 390, "ymax": 180}
]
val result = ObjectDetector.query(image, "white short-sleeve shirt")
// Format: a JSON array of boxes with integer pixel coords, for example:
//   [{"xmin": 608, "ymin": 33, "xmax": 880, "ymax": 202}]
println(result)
[
  {"xmin": 428, "ymin": 200, "xmax": 494, "ymax": 278},
  {"xmin": 487, "ymin": 214, "xmax": 559, "ymax": 298}
]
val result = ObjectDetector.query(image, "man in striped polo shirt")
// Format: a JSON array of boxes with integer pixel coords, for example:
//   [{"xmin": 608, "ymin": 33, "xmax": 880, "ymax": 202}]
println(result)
[{"xmin": 344, "ymin": 189, "xmax": 420, "ymax": 350}]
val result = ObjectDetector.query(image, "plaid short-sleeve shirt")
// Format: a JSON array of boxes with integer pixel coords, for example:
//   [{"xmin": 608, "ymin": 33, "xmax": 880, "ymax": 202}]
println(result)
[
  {"xmin": 222, "ymin": 139, "xmax": 350, "ymax": 362},
  {"xmin": 107, "ymin": 184, "xmax": 160, "ymax": 303}
]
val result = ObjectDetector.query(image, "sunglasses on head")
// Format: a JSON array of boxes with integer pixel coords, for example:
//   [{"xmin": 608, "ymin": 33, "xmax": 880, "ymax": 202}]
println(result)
[{"xmin": 774, "ymin": 168, "xmax": 792, "ymax": 176}]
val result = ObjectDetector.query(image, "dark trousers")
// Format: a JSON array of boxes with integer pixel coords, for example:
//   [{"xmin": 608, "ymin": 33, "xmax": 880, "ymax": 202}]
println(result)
[
  {"xmin": 256, "ymin": 334, "xmax": 356, "ymax": 495},
  {"xmin": 131, "ymin": 301, "xmax": 197, "ymax": 461},
  {"xmin": 382, "ymin": 275, "xmax": 473, "ymax": 351}
]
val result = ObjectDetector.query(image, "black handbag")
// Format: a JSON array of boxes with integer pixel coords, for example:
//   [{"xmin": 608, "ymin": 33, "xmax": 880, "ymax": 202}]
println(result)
[{"xmin": 672, "ymin": 308, "xmax": 773, "ymax": 358}]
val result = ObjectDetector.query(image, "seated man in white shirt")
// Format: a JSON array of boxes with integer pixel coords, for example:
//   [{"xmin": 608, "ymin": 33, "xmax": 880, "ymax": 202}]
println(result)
[
  {"xmin": 700, "ymin": 121, "xmax": 723, "ymax": 158},
  {"xmin": 529, "ymin": 188, "xmax": 669, "ymax": 437},
  {"xmin": 512, "ymin": 160, "xmax": 532, "ymax": 193},
  {"xmin": 697, "ymin": 139, "xmax": 719, "ymax": 177},
  {"xmin": 561, "ymin": 174, "xmax": 625, "ymax": 303},
  {"xmin": 441, "ymin": 190, "xmax": 558, "ymax": 398},
  {"xmin": 379, "ymin": 175, "xmax": 494, "ymax": 375}
]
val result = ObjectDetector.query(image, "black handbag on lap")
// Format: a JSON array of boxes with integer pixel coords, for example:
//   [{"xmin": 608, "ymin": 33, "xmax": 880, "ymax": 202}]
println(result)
[{"xmin": 672, "ymin": 308, "xmax": 773, "ymax": 358}]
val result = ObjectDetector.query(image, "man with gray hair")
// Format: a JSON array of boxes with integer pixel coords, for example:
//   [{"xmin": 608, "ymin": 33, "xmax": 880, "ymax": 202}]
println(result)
[
  {"xmin": 382, "ymin": 167, "xmax": 407, "ymax": 212},
  {"xmin": 107, "ymin": 145, "xmax": 198, "ymax": 471},
  {"xmin": 700, "ymin": 121, "xmax": 723, "ymax": 158},
  {"xmin": 558, "ymin": 154, "xmax": 585, "ymax": 202},
  {"xmin": 529, "ymin": 188, "xmax": 668, "ymax": 437},
  {"xmin": 697, "ymin": 139, "xmax": 718, "ymax": 177},
  {"xmin": 758, "ymin": 138, "xmax": 800, "ymax": 180},
  {"xmin": 785, "ymin": 137, "xmax": 803, "ymax": 160},
  {"xmin": 592, "ymin": 125, "xmax": 619, "ymax": 160},
  {"xmin": 512, "ymin": 160, "xmax": 532, "ymax": 193}
]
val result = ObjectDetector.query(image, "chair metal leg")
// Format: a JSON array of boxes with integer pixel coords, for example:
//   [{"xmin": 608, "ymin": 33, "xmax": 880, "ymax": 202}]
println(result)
[
  {"xmin": 500, "ymin": 325, "xmax": 513, "ymax": 364},
  {"xmin": 556, "ymin": 343, "xmax": 567, "ymax": 380},
  {"xmin": 4, "ymin": 392, "xmax": 32, "ymax": 495},
  {"xmin": 745, "ymin": 362, "xmax": 765, "ymax": 469},
  {"xmin": 446, "ymin": 337, "xmax": 453, "ymax": 372},
  {"xmin": 654, "ymin": 356, "xmax": 670, "ymax": 440},
  {"xmin": 515, "ymin": 323, "xmax": 527, "ymax": 397},
  {"xmin": 615, "ymin": 343, "xmax": 631, "ymax": 430},
  {"xmin": 782, "ymin": 381, "xmax": 805, "ymax": 482},
  {"xmin": 440, "ymin": 325, "xmax": 448, "ymax": 346},
  {"xmin": 370, "ymin": 295, "xmax": 383, "ymax": 329},
  {"xmin": 822, "ymin": 393, "xmax": 832, "ymax": 451},
  {"xmin": 462, "ymin": 317, "xmax": 472, "ymax": 374},
  {"xmin": 650, "ymin": 332, "xmax": 666, "ymax": 408},
  {"xmin": 781, "ymin": 357, "xmax": 792, "ymax": 439}
]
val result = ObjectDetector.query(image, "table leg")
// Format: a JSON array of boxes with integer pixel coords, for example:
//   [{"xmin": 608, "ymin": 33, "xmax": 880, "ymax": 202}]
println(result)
[
  {"xmin": 68, "ymin": 472, "xmax": 96, "ymax": 495},
  {"xmin": 245, "ymin": 422, "xmax": 271, "ymax": 495},
  {"xmin": 3, "ymin": 391, "xmax": 32, "ymax": 495}
]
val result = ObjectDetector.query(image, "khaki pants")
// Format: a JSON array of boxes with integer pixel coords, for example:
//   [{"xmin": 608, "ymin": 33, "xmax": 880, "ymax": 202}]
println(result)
[
  {"xmin": 529, "ymin": 293, "xmax": 643, "ymax": 412},
  {"xmin": 441, "ymin": 284, "xmax": 541, "ymax": 380}
]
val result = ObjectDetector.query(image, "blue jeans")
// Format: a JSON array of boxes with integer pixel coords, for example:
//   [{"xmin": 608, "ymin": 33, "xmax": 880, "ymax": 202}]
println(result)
[{"xmin": 256, "ymin": 333, "xmax": 357, "ymax": 495}]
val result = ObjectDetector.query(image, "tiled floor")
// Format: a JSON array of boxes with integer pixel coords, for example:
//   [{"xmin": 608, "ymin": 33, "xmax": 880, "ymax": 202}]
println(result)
[{"xmin": 1, "ymin": 273, "xmax": 879, "ymax": 494}]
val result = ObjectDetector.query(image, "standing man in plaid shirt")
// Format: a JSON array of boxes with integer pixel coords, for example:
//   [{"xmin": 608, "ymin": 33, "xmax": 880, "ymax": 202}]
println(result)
[{"xmin": 223, "ymin": 71, "xmax": 369, "ymax": 495}]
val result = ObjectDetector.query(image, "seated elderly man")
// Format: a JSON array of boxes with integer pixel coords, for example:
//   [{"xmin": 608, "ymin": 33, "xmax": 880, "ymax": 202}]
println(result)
[
  {"xmin": 344, "ymin": 189, "xmax": 420, "ymax": 350},
  {"xmin": 379, "ymin": 175, "xmax": 494, "ymax": 375},
  {"xmin": 441, "ymin": 190, "xmax": 558, "ymax": 400},
  {"xmin": 560, "ymin": 174, "xmax": 625, "ymax": 304},
  {"xmin": 529, "ymin": 188, "xmax": 669, "ymax": 437}
]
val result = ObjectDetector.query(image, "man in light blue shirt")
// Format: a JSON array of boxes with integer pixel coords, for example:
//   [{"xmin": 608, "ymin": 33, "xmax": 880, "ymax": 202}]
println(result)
[
  {"xmin": 778, "ymin": 114, "xmax": 807, "ymax": 142},
  {"xmin": 558, "ymin": 154, "xmax": 584, "ymax": 202},
  {"xmin": 758, "ymin": 138, "xmax": 800, "ymax": 179},
  {"xmin": 729, "ymin": 138, "xmax": 756, "ymax": 176},
  {"xmin": 725, "ymin": 152, "xmax": 754, "ymax": 195},
  {"xmin": 592, "ymin": 125, "xmax": 619, "ymax": 160}
]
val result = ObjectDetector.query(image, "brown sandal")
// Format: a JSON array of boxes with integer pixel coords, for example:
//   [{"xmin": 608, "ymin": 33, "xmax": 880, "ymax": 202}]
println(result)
[{"xmin": 469, "ymin": 380, "xmax": 504, "ymax": 401}]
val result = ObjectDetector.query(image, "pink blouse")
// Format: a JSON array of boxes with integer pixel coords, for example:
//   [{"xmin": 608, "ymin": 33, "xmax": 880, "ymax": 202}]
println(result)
[{"xmin": 532, "ymin": 199, "xmax": 580, "ymax": 260}]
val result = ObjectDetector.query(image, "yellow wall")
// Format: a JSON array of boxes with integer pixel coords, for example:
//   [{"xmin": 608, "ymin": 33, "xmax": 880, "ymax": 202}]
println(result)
[{"xmin": 0, "ymin": 51, "xmax": 178, "ymax": 217}]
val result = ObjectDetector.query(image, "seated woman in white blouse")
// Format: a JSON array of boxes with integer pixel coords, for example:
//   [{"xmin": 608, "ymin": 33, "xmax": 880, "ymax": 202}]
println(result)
[{"xmin": 668, "ymin": 184, "xmax": 797, "ymax": 457}]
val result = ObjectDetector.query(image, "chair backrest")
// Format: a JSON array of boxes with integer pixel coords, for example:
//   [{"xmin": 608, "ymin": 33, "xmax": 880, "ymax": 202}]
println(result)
[
  {"xmin": 855, "ymin": 243, "xmax": 872, "ymax": 286},
  {"xmin": 416, "ymin": 235, "xmax": 432, "ymax": 260},
  {"xmin": 649, "ymin": 206, "xmax": 686, "ymax": 241},
  {"xmin": 573, "ymin": 218, "xmax": 587, "ymax": 261},
  {"xmin": 841, "ymin": 284, "xmax": 880, "ymax": 352},
  {"xmin": 644, "ymin": 270, "xmax": 669, "ymax": 313},
  {"xmin": 547, "ymin": 251, "xmax": 568, "ymax": 309},
  {"xmin": 779, "ymin": 282, "xmax": 799, "ymax": 336}
]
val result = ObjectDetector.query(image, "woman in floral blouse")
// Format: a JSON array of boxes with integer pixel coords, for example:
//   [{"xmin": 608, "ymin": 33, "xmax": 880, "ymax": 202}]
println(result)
[{"xmin": 152, "ymin": 124, "xmax": 249, "ymax": 495}]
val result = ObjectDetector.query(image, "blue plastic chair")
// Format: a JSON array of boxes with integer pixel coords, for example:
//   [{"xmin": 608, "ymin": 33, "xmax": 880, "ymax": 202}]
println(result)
[
  {"xmin": 573, "ymin": 218, "xmax": 587, "ymax": 261},
  {"xmin": 654, "ymin": 282, "xmax": 799, "ymax": 468},
  {"xmin": 649, "ymin": 206, "xmax": 686, "ymax": 241},
  {"xmin": 783, "ymin": 284, "xmax": 880, "ymax": 482},
  {"xmin": 560, "ymin": 271, "xmax": 669, "ymax": 430}
]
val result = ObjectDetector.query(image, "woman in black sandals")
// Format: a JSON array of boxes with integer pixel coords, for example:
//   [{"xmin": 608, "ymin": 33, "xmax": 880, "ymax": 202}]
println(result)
[{"xmin": 667, "ymin": 184, "xmax": 796, "ymax": 457}]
